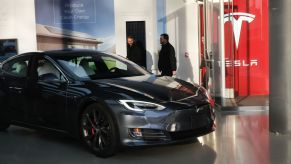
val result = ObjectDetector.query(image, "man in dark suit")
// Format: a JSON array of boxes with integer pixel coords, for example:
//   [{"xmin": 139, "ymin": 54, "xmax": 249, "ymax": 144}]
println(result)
[
  {"xmin": 127, "ymin": 36, "xmax": 143, "ymax": 66},
  {"xmin": 158, "ymin": 33, "xmax": 177, "ymax": 76}
]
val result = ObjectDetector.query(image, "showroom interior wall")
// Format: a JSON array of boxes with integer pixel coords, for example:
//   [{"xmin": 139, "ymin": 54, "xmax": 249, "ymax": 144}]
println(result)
[
  {"xmin": 0, "ymin": 0, "xmax": 37, "ymax": 54},
  {"xmin": 0, "ymin": 0, "xmax": 201, "ymax": 84},
  {"xmin": 165, "ymin": 0, "xmax": 200, "ymax": 83}
]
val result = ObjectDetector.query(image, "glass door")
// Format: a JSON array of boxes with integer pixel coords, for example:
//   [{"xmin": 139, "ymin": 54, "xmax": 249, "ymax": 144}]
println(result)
[
  {"xmin": 224, "ymin": 0, "xmax": 235, "ymax": 98},
  {"xmin": 200, "ymin": 0, "xmax": 225, "ymax": 101}
]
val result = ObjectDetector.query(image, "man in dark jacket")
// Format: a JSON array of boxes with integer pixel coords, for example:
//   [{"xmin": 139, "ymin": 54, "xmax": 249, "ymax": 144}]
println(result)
[
  {"xmin": 127, "ymin": 36, "xmax": 143, "ymax": 66},
  {"xmin": 158, "ymin": 33, "xmax": 177, "ymax": 76}
]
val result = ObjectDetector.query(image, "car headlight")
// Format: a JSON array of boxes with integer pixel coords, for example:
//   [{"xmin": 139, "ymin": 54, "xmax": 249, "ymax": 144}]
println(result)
[{"xmin": 119, "ymin": 100, "xmax": 166, "ymax": 112}]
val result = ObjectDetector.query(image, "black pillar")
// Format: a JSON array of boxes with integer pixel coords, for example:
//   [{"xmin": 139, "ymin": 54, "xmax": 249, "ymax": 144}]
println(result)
[{"xmin": 269, "ymin": 0, "xmax": 291, "ymax": 134}]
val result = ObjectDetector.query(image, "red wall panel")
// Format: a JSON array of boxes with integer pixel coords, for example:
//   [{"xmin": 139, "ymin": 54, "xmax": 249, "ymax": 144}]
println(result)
[{"xmin": 224, "ymin": 0, "xmax": 269, "ymax": 96}]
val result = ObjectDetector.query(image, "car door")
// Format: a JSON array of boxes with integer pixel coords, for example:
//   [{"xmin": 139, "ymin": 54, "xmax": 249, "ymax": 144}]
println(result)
[
  {"xmin": 0, "ymin": 55, "xmax": 32, "ymax": 122},
  {"xmin": 30, "ymin": 55, "xmax": 68, "ymax": 130}
]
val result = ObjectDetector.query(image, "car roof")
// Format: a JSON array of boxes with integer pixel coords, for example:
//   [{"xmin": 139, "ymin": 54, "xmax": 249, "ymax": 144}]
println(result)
[
  {"xmin": 43, "ymin": 49, "xmax": 102, "ymax": 56},
  {"xmin": 5, "ymin": 49, "xmax": 106, "ymax": 61}
]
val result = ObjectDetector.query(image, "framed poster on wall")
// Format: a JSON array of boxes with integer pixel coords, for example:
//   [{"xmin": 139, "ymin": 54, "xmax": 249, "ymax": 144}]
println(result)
[{"xmin": 34, "ymin": 0, "xmax": 115, "ymax": 52}]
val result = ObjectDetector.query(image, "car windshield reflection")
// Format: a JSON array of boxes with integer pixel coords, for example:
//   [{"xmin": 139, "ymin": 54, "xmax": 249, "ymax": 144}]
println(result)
[{"xmin": 53, "ymin": 53, "xmax": 148, "ymax": 79}]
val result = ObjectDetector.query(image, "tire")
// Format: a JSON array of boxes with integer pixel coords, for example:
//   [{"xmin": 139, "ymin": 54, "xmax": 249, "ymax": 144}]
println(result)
[
  {"xmin": 0, "ymin": 119, "xmax": 10, "ymax": 131},
  {"xmin": 80, "ymin": 103, "xmax": 119, "ymax": 157},
  {"xmin": 0, "ymin": 90, "xmax": 10, "ymax": 131},
  {"xmin": 0, "ymin": 101, "xmax": 11, "ymax": 131}
]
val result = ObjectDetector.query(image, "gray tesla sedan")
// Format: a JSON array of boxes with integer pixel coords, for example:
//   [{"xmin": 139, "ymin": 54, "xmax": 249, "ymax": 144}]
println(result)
[{"xmin": 0, "ymin": 49, "xmax": 215, "ymax": 157}]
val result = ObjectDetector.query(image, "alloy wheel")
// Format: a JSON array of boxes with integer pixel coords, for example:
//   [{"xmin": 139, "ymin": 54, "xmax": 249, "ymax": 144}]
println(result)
[{"xmin": 80, "ymin": 104, "xmax": 117, "ymax": 157}]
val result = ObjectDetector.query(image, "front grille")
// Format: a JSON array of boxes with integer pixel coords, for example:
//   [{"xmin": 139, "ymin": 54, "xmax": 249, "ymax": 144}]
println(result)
[
  {"xmin": 168, "ymin": 125, "xmax": 213, "ymax": 140},
  {"xmin": 178, "ymin": 103, "xmax": 211, "ymax": 113},
  {"xmin": 142, "ymin": 129, "xmax": 169, "ymax": 141},
  {"xmin": 196, "ymin": 104, "xmax": 211, "ymax": 114}
]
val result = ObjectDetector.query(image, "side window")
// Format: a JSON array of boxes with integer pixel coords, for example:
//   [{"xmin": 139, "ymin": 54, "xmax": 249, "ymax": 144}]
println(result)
[
  {"xmin": 37, "ymin": 58, "xmax": 65, "ymax": 81},
  {"xmin": 60, "ymin": 56, "xmax": 98, "ymax": 78},
  {"xmin": 2, "ymin": 58, "xmax": 29, "ymax": 77},
  {"xmin": 102, "ymin": 56, "xmax": 128, "ymax": 71}
]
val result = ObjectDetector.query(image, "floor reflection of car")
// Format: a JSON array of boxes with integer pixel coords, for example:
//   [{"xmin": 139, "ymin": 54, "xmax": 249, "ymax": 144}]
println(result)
[{"xmin": 0, "ymin": 49, "xmax": 215, "ymax": 157}]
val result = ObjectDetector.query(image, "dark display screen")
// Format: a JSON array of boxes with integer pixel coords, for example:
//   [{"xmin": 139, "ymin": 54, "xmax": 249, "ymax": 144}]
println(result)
[{"xmin": 0, "ymin": 39, "xmax": 17, "ymax": 62}]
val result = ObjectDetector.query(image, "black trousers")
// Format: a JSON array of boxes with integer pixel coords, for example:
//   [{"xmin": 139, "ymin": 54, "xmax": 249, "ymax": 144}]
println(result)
[{"xmin": 161, "ymin": 70, "xmax": 173, "ymax": 76}]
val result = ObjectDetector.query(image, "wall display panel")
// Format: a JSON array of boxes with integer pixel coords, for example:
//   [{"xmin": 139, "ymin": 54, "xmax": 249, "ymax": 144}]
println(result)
[
  {"xmin": 0, "ymin": 39, "xmax": 17, "ymax": 62},
  {"xmin": 35, "ymin": 0, "xmax": 116, "ymax": 52}
]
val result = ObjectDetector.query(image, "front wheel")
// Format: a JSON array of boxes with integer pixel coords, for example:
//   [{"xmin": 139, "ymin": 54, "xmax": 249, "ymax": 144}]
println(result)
[{"xmin": 80, "ymin": 104, "xmax": 119, "ymax": 157}]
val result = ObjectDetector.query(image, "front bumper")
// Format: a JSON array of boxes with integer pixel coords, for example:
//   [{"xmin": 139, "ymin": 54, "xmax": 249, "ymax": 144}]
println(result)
[{"xmin": 114, "ymin": 103, "xmax": 215, "ymax": 147}]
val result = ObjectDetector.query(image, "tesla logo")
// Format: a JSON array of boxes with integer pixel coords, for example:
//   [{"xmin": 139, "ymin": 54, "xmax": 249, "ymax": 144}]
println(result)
[
  {"xmin": 196, "ymin": 108, "xmax": 201, "ymax": 113},
  {"xmin": 224, "ymin": 12, "xmax": 255, "ymax": 48},
  {"xmin": 225, "ymin": 59, "xmax": 258, "ymax": 67}
]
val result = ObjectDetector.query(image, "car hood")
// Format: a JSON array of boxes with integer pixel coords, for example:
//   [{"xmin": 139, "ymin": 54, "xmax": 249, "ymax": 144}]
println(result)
[{"xmin": 91, "ymin": 75, "xmax": 208, "ymax": 105}]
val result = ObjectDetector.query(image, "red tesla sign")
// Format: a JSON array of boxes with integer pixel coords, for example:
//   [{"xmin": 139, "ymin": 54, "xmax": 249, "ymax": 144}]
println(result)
[{"xmin": 224, "ymin": 0, "xmax": 269, "ymax": 96}]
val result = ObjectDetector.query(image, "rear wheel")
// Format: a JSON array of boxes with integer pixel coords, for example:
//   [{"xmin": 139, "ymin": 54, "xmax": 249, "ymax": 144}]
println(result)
[
  {"xmin": 80, "ymin": 104, "xmax": 119, "ymax": 157},
  {"xmin": 0, "ymin": 122, "xmax": 10, "ymax": 131},
  {"xmin": 0, "ymin": 100, "xmax": 11, "ymax": 131}
]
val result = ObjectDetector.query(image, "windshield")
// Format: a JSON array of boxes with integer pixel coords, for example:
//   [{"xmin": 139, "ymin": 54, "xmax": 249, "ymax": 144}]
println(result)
[{"xmin": 52, "ymin": 52, "xmax": 149, "ymax": 79}]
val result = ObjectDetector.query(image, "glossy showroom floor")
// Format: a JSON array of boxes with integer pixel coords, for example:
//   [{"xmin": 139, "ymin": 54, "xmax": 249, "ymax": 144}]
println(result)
[{"xmin": 0, "ymin": 109, "xmax": 289, "ymax": 164}]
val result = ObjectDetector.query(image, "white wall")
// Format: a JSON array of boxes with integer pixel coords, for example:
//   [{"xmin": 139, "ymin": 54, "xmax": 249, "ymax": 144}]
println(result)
[
  {"xmin": 114, "ymin": 0, "xmax": 158, "ymax": 72},
  {"xmin": 165, "ymin": 0, "xmax": 200, "ymax": 83},
  {"xmin": 0, "ymin": 0, "xmax": 37, "ymax": 53},
  {"xmin": 0, "ymin": 0, "xmax": 37, "ymax": 54}
]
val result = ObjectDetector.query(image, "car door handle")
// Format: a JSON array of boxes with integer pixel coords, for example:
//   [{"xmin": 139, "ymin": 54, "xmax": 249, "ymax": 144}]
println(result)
[
  {"xmin": 9, "ymin": 87, "xmax": 23, "ymax": 93},
  {"xmin": 9, "ymin": 87, "xmax": 23, "ymax": 90}
]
